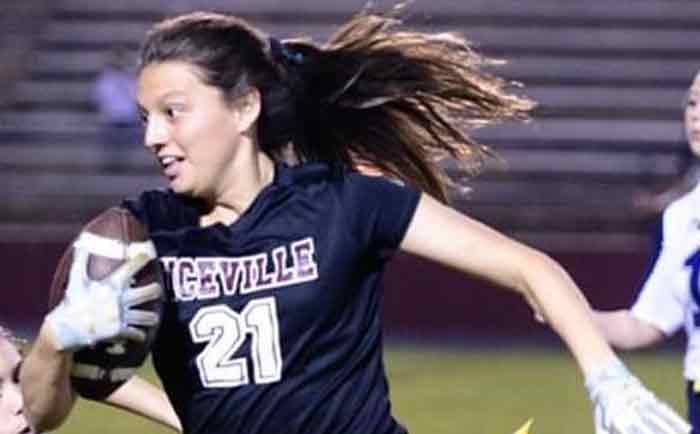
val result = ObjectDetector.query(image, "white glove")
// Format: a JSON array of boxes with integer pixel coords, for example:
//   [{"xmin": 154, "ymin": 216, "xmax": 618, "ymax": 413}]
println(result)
[
  {"xmin": 585, "ymin": 358, "xmax": 691, "ymax": 434},
  {"xmin": 46, "ymin": 238, "xmax": 163, "ymax": 352}
]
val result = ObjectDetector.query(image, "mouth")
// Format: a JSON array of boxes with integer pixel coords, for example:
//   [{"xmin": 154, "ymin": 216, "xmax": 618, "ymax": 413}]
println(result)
[
  {"xmin": 10, "ymin": 422, "xmax": 33, "ymax": 434},
  {"xmin": 157, "ymin": 155, "xmax": 184, "ymax": 179}
]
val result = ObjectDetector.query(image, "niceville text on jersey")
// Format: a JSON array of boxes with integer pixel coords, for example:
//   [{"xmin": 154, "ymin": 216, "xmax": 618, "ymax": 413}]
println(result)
[
  {"xmin": 123, "ymin": 163, "xmax": 420, "ymax": 434},
  {"xmin": 161, "ymin": 237, "xmax": 319, "ymax": 301}
]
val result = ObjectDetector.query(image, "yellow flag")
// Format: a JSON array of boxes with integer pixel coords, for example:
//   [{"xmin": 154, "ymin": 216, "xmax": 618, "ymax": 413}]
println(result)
[{"xmin": 512, "ymin": 419, "xmax": 534, "ymax": 434}]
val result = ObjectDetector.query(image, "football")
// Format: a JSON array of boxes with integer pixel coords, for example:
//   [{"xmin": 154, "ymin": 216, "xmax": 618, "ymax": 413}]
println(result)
[{"xmin": 47, "ymin": 207, "xmax": 164, "ymax": 400}]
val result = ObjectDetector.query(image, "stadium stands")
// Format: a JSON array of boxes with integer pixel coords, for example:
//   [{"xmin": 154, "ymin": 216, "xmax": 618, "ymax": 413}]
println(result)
[{"xmin": 1, "ymin": 0, "xmax": 700, "ymax": 250}]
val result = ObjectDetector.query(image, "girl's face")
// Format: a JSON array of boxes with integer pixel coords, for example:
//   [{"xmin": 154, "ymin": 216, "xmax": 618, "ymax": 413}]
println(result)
[
  {"xmin": 0, "ymin": 337, "xmax": 33, "ymax": 434},
  {"xmin": 685, "ymin": 72, "xmax": 700, "ymax": 157},
  {"xmin": 137, "ymin": 61, "xmax": 251, "ymax": 200}
]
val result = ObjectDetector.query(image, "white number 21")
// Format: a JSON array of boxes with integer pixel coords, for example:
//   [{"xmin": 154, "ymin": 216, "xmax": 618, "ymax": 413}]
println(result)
[{"xmin": 189, "ymin": 297, "xmax": 283, "ymax": 388}]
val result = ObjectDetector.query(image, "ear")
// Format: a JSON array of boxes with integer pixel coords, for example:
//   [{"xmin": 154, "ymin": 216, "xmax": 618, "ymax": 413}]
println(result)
[{"xmin": 234, "ymin": 88, "xmax": 261, "ymax": 134}]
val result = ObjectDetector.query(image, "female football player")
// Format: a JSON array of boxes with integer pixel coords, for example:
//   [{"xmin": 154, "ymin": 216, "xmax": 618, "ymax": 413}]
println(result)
[
  {"xmin": 21, "ymin": 6, "xmax": 691, "ymax": 434},
  {"xmin": 594, "ymin": 69, "xmax": 700, "ymax": 434},
  {"xmin": 0, "ymin": 324, "xmax": 180, "ymax": 433}
]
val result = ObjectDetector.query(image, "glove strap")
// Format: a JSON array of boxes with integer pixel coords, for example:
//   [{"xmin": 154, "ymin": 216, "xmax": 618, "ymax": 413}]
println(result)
[{"xmin": 584, "ymin": 357, "xmax": 630, "ymax": 401}]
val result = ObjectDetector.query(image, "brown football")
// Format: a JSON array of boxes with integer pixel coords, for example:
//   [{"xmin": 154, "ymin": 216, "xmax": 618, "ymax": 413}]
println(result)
[{"xmin": 48, "ymin": 207, "xmax": 164, "ymax": 400}]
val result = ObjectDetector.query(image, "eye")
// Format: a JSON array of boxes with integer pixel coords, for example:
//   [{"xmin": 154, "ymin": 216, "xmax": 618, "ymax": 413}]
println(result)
[
  {"xmin": 688, "ymin": 99, "xmax": 697, "ymax": 108},
  {"xmin": 137, "ymin": 108, "xmax": 149, "ymax": 125},
  {"xmin": 165, "ymin": 105, "xmax": 183, "ymax": 119},
  {"xmin": 12, "ymin": 361, "xmax": 21, "ymax": 383}
]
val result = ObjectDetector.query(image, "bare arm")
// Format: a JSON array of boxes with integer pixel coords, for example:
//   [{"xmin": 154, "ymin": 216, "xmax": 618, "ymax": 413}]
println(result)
[
  {"xmin": 20, "ymin": 322, "xmax": 76, "ymax": 432},
  {"xmin": 592, "ymin": 309, "xmax": 666, "ymax": 350},
  {"xmin": 21, "ymin": 325, "xmax": 181, "ymax": 432},
  {"xmin": 105, "ymin": 376, "xmax": 181, "ymax": 432},
  {"xmin": 400, "ymin": 194, "xmax": 616, "ymax": 376}
]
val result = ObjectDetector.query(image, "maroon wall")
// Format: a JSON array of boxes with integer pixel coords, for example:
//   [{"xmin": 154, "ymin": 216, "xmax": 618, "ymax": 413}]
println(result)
[
  {"xmin": 383, "ymin": 251, "xmax": 650, "ymax": 340},
  {"xmin": 0, "ymin": 242, "xmax": 68, "ymax": 336},
  {"xmin": 0, "ymin": 242, "xmax": 650, "ymax": 340}
]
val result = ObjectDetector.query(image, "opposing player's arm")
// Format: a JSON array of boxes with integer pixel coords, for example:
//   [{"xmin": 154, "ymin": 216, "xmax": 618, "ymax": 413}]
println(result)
[
  {"xmin": 105, "ymin": 376, "xmax": 181, "ymax": 432},
  {"xmin": 593, "ymin": 210, "xmax": 680, "ymax": 352},
  {"xmin": 593, "ymin": 310, "xmax": 665, "ymax": 350}
]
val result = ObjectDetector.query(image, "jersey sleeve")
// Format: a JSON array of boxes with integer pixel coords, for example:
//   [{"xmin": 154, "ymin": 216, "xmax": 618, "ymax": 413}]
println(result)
[
  {"xmin": 630, "ymin": 206, "xmax": 687, "ymax": 336},
  {"xmin": 122, "ymin": 189, "xmax": 199, "ymax": 232},
  {"xmin": 341, "ymin": 174, "xmax": 421, "ymax": 252}
]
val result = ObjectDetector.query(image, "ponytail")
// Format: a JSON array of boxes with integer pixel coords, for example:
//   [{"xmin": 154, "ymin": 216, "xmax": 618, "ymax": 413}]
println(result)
[{"xmin": 273, "ymin": 5, "xmax": 535, "ymax": 201}]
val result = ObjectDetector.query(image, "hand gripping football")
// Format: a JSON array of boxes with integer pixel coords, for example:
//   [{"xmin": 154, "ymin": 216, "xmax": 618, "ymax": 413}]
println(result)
[{"xmin": 47, "ymin": 207, "xmax": 164, "ymax": 400}]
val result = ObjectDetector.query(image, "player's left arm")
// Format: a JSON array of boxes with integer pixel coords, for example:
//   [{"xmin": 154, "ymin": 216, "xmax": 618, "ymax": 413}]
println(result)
[
  {"xmin": 399, "ymin": 193, "xmax": 612, "ymax": 372},
  {"xmin": 399, "ymin": 194, "xmax": 690, "ymax": 434},
  {"xmin": 105, "ymin": 375, "xmax": 181, "ymax": 432}
]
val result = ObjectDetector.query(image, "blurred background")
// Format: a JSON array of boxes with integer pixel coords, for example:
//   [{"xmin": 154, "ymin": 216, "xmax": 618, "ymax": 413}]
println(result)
[{"xmin": 1, "ymin": 0, "xmax": 699, "ymax": 433}]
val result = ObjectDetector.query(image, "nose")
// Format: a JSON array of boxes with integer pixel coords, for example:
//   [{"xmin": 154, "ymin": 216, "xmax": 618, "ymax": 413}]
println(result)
[{"xmin": 143, "ymin": 117, "xmax": 168, "ymax": 151}]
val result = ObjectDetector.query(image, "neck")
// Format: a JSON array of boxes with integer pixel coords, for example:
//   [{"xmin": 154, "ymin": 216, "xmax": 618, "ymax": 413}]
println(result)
[{"xmin": 200, "ymin": 151, "xmax": 276, "ymax": 227}]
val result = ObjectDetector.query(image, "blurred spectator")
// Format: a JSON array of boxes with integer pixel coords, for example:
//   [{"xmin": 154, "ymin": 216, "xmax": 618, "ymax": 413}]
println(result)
[{"xmin": 93, "ymin": 46, "xmax": 142, "ymax": 172}]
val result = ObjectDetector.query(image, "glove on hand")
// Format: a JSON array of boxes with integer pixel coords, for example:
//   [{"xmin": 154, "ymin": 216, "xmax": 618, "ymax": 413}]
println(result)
[
  {"xmin": 585, "ymin": 358, "xmax": 691, "ymax": 434},
  {"xmin": 46, "ymin": 240, "xmax": 162, "ymax": 352}
]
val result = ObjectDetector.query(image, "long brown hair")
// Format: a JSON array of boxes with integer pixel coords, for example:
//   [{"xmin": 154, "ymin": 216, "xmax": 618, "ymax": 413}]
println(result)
[{"xmin": 140, "ymin": 5, "xmax": 534, "ymax": 201}]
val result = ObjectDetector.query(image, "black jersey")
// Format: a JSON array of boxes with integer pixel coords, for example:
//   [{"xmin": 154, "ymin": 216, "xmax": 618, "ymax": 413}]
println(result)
[{"xmin": 123, "ymin": 163, "xmax": 420, "ymax": 434}]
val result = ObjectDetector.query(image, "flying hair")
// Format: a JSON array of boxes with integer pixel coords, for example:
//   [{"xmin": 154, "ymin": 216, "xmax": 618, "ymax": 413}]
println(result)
[{"xmin": 140, "ymin": 3, "xmax": 535, "ymax": 202}]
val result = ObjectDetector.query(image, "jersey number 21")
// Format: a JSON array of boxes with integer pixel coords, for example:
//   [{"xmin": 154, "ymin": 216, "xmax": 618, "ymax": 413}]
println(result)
[{"xmin": 189, "ymin": 297, "xmax": 283, "ymax": 388}]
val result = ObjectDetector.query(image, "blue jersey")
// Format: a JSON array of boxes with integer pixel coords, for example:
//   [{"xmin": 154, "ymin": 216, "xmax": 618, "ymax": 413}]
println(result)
[{"xmin": 123, "ymin": 163, "xmax": 420, "ymax": 434}]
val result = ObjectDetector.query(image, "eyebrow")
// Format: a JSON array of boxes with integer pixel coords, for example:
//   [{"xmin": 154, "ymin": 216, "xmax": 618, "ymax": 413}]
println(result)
[{"xmin": 137, "ymin": 91, "xmax": 188, "ymax": 113}]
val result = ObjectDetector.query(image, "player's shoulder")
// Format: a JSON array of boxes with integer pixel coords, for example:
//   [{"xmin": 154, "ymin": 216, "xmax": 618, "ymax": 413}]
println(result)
[
  {"xmin": 279, "ymin": 162, "xmax": 397, "ymax": 192},
  {"xmin": 664, "ymin": 183, "xmax": 700, "ymax": 220},
  {"xmin": 277, "ymin": 162, "xmax": 340, "ymax": 187},
  {"xmin": 122, "ymin": 188, "xmax": 200, "ymax": 232},
  {"xmin": 278, "ymin": 163, "xmax": 418, "ymax": 214},
  {"xmin": 661, "ymin": 182, "xmax": 700, "ymax": 240}
]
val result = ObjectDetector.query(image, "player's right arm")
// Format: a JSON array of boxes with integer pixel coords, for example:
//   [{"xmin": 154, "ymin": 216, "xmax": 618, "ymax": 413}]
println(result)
[
  {"xmin": 21, "ymin": 329, "xmax": 181, "ymax": 433},
  {"xmin": 21, "ymin": 241, "xmax": 159, "ymax": 431},
  {"xmin": 105, "ymin": 376, "xmax": 181, "ymax": 432},
  {"xmin": 20, "ymin": 323, "xmax": 76, "ymax": 432}
]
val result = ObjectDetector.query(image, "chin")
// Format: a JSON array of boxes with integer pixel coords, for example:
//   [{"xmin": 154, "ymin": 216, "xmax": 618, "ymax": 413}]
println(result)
[
  {"xmin": 169, "ymin": 179, "xmax": 193, "ymax": 196},
  {"xmin": 690, "ymin": 142, "xmax": 700, "ymax": 157}
]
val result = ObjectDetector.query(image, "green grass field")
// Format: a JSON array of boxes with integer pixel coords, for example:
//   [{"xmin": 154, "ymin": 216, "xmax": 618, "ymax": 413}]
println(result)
[{"xmin": 54, "ymin": 346, "xmax": 685, "ymax": 434}]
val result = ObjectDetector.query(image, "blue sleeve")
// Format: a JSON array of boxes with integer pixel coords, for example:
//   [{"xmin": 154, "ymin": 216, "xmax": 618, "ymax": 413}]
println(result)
[
  {"xmin": 341, "ymin": 174, "xmax": 421, "ymax": 252},
  {"xmin": 634, "ymin": 215, "xmax": 664, "ymax": 297}
]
